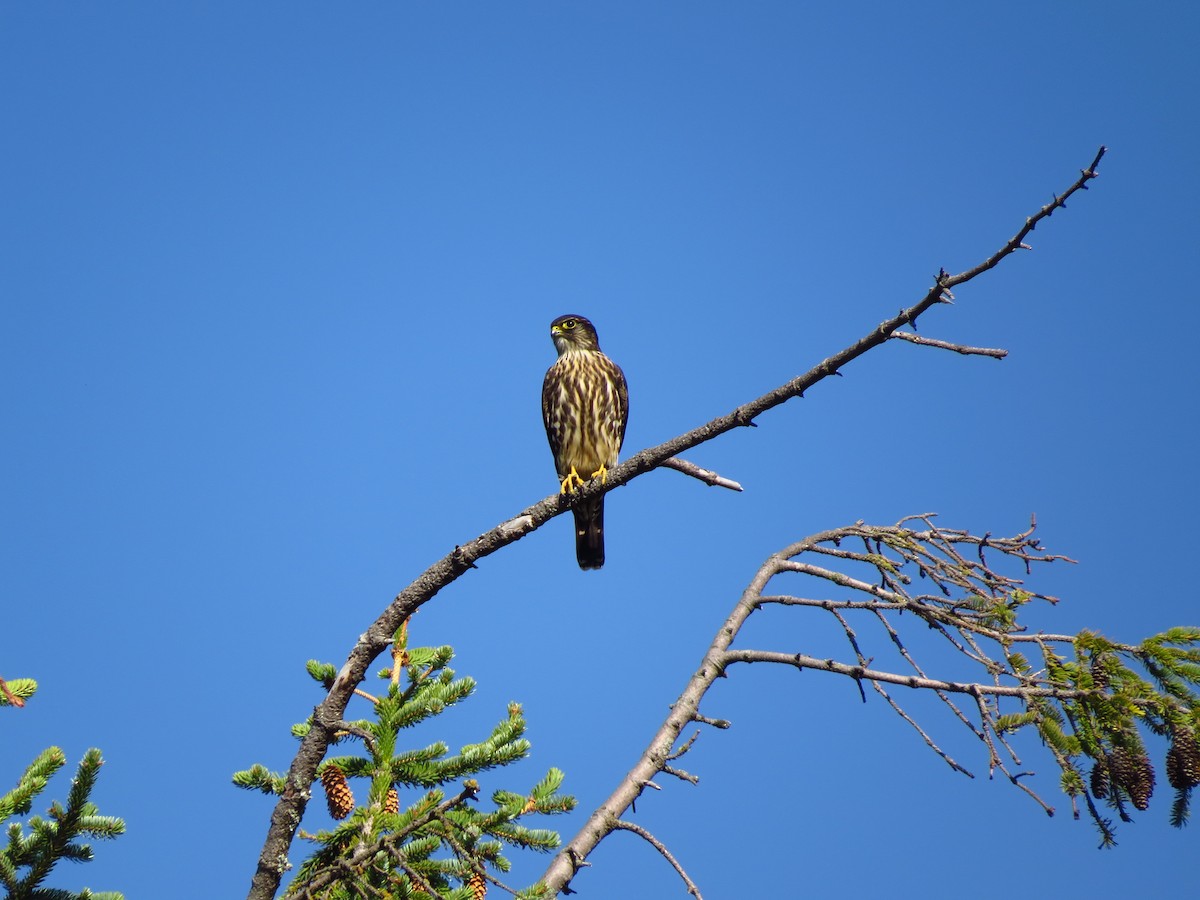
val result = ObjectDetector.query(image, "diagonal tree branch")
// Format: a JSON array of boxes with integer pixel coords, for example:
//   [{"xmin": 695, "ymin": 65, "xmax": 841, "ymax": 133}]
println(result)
[{"xmin": 247, "ymin": 147, "xmax": 1106, "ymax": 900}]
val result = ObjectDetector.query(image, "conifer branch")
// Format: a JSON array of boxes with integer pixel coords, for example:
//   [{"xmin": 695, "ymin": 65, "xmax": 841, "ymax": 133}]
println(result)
[
  {"xmin": 247, "ymin": 148, "xmax": 1109, "ymax": 899},
  {"xmin": 288, "ymin": 786, "xmax": 477, "ymax": 899},
  {"xmin": 0, "ymin": 747, "xmax": 125, "ymax": 899},
  {"xmin": 0, "ymin": 676, "xmax": 36, "ymax": 708},
  {"xmin": 245, "ymin": 644, "xmax": 573, "ymax": 898}
]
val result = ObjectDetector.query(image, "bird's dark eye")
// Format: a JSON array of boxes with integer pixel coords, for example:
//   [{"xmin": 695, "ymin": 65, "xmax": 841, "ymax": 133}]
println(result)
[{"xmin": 563, "ymin": 319, "xmax": 576, "ymax": 329}]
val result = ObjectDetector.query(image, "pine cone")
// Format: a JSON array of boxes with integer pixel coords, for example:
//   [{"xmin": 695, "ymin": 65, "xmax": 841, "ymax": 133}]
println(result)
[
  {"xmin": 1167, "ymin": 729, "xmax": 1200, "ymax": 790},
  {"xmin": 321, "ymin": 764, "xmax": 355, "ymax": 820},
  {"xmin": 468, "ymin": 870, "xmax": 487, "ymax": 900},
  {"xmin": 1108, "ymin": 748, "xmax": 1136, "ymax": 791},
  {"xmin": 385, "ymin": 786, "xmax": 399, "ymax": 815},
  {"xmin": 1129, "ymin": 757, "xmax": 1155, "ymax": 811},
  {"xmin": 1090, "ymin": 758, "xmax": 1110, "ymax": 799},
  {"xmin": 1089, "ymin": 656, "xmax": 1110, "ymax": 689},
  {"xmin": 1111, "ymin": 747, "xmax": 1154, "ymax": 810}
]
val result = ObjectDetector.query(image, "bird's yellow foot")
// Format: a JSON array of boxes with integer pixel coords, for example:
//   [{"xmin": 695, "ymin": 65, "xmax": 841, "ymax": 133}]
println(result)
[
  {"xmin": 589, "ymin": 464, "xmax": 609, "ymax": 483},
  {"xmin": 559, "ymin": 466, "xmax": 586, "ymax": 494}
]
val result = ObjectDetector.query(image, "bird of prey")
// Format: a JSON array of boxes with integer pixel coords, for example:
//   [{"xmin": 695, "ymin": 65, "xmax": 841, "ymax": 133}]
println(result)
[{"xmin": 541, "ymin": 314, "xmax": 629, "ymax": 569}]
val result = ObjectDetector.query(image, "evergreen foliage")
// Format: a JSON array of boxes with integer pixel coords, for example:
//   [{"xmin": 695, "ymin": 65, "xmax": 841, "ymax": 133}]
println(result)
[
  {"xmin": 1007, "ymin": 627, "xmax": 1200, "ymax": 845},
  {"xmin": 1, "ymin": 686, "xmax": 126, "ymax": 900},
  {"xmin": 234, "ymin": 626, "xmax": 575, "ymax": 898},
  {"xmin": 0, "ymin": 679, "xmax": 38, "ymax": 710}
]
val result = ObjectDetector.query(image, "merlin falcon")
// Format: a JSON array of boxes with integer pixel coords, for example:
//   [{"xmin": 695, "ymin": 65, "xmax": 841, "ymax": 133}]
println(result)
[{"xmin": 541, "ymin": 314, "xmax": 629, "ymax": 570}]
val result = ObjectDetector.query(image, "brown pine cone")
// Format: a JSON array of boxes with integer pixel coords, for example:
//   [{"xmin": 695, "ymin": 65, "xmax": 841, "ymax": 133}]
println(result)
[
  {"xmin": 321, "ymin": 764, "xmax": 355, "ymax": 820},
  {"xmin": 468, "ymin": 869, "xmax": 487, "ymax": 900},
  {"xmin": 1111, "ymin": 747, "xmax": 1154, "ymax": 810},
  {"xmin": 1090, "ymin": 758, "xmax": 1110, "ymax": 799},
  {"xmin": 1167, "ymin": 729, "xmax": 1200, "ymax": 790}
]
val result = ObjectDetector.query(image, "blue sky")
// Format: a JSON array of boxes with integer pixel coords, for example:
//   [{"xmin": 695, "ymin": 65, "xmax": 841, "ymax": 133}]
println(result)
[{"xmin": 3, "ymin": 2, "xmax": 1198, "ymax": 897}]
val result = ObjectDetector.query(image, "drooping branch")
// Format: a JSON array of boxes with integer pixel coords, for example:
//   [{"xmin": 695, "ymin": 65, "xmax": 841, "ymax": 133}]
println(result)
[
  {"xmin": 541, "ymin": 514, "xmax": 1200, "ymax": 895},
  {"xmin": 539, "ymin": 517, "xmax": 1077, "ymax": 894},
  {"xmin": 247, "ymin": 148, "xmax": 1107, "ymax": 900}
]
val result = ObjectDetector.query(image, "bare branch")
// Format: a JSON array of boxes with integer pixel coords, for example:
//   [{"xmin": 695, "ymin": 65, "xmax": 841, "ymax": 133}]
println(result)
[
  {"xmin": 248, "ymin": 149, "xmax": 1107, "ymax": 900},
  {"xmin": 938, "ymin": 146, "xmax": 1105, "ymax": 289},
  {"xmin": 825, "ymin": 599, "xmax": 976, "ymax": 773},
  {"xmin": 660, "ymin": 457, "xmax": 744, "ymax": 491},
  {"xmin": 611, "ymin": 820, "xmax": 703, "ymax": 899},
  {"xmin": 866, "ymin": 676, "xmax": 975, "ymax": 776},
  {"xmin": 717, "ymin": 649, "xmax": 1091, "ymax": 701},
  {"xmin": 666, "ymin": 730, "xmax": 702, "ymax": 761},
  {"xmin": 890, "ymin": 331, "xmax": 1008, "ymax": 359},
  {"xmin": 662, "ymin": 764, "xmax": 698, "ymax": 785}
]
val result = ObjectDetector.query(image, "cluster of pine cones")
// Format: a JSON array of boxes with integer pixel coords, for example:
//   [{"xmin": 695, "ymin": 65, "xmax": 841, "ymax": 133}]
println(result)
[{"xmin": 1089, "ymin": 727, "xmax": 1200, "ymax": 810}]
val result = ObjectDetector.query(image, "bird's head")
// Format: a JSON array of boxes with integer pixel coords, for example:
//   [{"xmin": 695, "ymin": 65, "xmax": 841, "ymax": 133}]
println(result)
[{"xmin": 549, "ymin": 314, "xmax": 601, "ymax": 355}]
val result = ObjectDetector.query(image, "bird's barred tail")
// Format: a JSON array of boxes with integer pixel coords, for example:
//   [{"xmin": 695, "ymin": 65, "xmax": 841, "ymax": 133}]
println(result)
[{"xmin": 573, "ymin": 496, "xmax": 605, "ymax": 570}]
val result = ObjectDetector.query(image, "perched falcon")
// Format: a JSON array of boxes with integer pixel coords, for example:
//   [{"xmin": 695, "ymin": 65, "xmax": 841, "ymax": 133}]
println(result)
[{"xmin": 541, "ymin": 314, "xmax": 629, "ymax": 570}]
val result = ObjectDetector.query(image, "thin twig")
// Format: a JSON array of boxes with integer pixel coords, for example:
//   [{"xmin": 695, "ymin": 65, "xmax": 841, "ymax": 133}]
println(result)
[
  {"xmin": 890, "ymin": 331, "xmax": 1008, "ymax": 358},
  {"xmin": 611, "ymin": 820, "xmax": 703, "ymax": 899},
  {"xmin": 661, "ymin": 457, "xmax": 744, "ymax": 491},
  {"xmin": 662, "ymin": 764, "xmax": 698, "ymax": 784},
  {"xmin": 667, "ymin": 730, "xmax": 702, "ymax": 761},
  {"xmin": 331, "ymin": 721, "xmax": 377, "ymax": 752},
  {"xmin": 866, "ymin": 677, "xmax": 974, "ymax": 777},
  {"xmin": 718, "ymin": 649, "xmax": 1093, "ymax": 700},
  {"xmin": 868, "ymin": 607, "xmax": 989, "ymax": 747}
]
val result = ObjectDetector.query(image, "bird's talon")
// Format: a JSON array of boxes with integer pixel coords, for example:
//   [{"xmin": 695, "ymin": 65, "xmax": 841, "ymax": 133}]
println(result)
[{"xmin": 560, "ymin": 467, "xmax": 586, "ymax": 494}]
